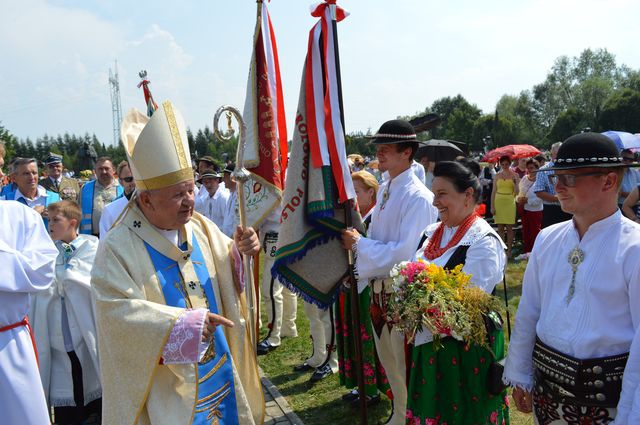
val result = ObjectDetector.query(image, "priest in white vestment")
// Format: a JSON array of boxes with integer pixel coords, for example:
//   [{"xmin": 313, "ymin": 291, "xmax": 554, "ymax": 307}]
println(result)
[
  {"xmin": 91, "ymin": 101, "xmax": 264, "ymax": 425},
  {"xmin": 0, "ymin": 200, "xmax": 58, "ymax": 424}
]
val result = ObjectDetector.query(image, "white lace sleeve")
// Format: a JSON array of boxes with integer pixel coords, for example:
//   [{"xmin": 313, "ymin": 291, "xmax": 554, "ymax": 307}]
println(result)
[{"xmin": 162, "ymin": 308, "xmax": 208, "ymax": 364}]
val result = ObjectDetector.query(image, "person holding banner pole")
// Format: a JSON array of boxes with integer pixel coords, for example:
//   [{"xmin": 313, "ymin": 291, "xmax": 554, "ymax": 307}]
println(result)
[{"xmin": 342, "ymin": 119, "xmax": 438, "ymax": 425}]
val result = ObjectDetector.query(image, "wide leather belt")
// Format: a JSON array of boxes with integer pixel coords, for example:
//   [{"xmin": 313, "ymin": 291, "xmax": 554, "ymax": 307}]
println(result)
[{"xmin": 533, "ymin": 337, "xmax": 628, "ymax": 407}]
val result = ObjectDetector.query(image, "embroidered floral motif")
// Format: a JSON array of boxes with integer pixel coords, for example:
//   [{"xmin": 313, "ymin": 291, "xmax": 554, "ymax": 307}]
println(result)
[
  {"xmin": 532, "ymin": 386, "xmax": 561, "ymax": 425},
  {"xmin": 162, "ymin": 309, "xmax": 208, "ymax": 364},
  {"xmin": 561, "ymin": 403, "xmax": 613, "ymax": 424}
]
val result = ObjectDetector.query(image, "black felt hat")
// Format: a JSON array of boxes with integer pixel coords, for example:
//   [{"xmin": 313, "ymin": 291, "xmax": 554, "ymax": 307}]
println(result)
[
  {"xmin": 197, "ymin": 170, "xmax": 221, "ymax": 183},
  {"xmin": 198, "ymin": 155, "xmax": 217, "ymax": 166},
  {"xmin": 545, "ymin": 132, "xmax": 631, "ymax": 171},
  {"xmin": 223, "ymin": 163, "xmax": 235, "ymax": 174},
  {"xmin": 368, "ymin": 119, "xmax": 417, "ymax": 144}
]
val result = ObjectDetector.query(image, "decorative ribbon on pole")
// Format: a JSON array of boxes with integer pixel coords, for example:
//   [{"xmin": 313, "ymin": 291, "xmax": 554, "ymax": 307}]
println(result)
[
  {"xmin": 213, "ymin": 105, "xmax": 257, "ymax": 351},
  {"xmin": 305, "ymin": 1, "xmax": 354, "ymax": 204},
  {"xmin": 137, "ymin": 70, "xmax": 158, "ymax": 117}
]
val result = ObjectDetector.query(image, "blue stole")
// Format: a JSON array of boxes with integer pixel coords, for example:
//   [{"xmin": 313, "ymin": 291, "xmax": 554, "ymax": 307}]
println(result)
[
  {"xmin": 80, "ymin": 180, "xmax": 124, "ymax": 234},
  {"xmin": 144, "ymin": 237, "xmax": 239, "ymax": 425}
]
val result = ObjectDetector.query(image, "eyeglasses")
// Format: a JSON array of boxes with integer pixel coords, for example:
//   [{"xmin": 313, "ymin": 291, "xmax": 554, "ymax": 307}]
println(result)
[
  {"xmin": 121, "ymin": 176, "xmax": 134, "ymax": 183},
  {"xmin": 549, "ymin": 172, "xmax": 608, "ymax": 187}
]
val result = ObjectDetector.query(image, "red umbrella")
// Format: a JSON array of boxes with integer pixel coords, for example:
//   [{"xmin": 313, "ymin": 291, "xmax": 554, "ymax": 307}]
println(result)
[{"xmin": 481, "ymin": 144, "xmax": 542, "ymax": 163}]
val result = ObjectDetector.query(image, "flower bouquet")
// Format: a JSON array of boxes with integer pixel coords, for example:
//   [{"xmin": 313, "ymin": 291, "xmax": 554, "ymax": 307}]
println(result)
[{"xmin": 388, "ymin": 260, "xmax": 503, "ymax": 348}]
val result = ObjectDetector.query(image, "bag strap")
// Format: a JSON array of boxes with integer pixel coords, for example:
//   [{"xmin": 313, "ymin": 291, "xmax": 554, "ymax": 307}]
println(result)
[{"xmin": 502, "ymin": 272, "xmax": 511, "ymax": 339}]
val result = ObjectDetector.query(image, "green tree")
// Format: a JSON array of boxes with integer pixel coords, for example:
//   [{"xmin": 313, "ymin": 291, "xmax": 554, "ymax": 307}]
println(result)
[
  {"xmin": 548, "ymin": 108, "xmax": 590, "ymax": 143},
  {"xmin": 427, "ymin": 95, "xmax": 482, "ymax": 144},
  {"xmin": 599, "ymin": 89, "xmax": 640, "ymax": 132}
]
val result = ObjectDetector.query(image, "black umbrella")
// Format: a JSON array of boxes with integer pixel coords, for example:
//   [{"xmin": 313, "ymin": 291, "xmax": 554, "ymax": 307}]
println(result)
[{"xmin": 416, "ymin": 139, "xmax": 464, "ymax": 162}]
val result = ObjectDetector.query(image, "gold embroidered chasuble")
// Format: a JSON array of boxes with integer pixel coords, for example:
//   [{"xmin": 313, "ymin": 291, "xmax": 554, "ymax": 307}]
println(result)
[{"xmin": 91, "ymin": 203, "xmax": 264, "ymax": 424}]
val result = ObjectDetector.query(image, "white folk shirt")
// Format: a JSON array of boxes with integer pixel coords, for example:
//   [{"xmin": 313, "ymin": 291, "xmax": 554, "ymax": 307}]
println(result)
[
  {"xmin": 413, "ymin": 218, "xmax": 506, "ymax": 346},
  {"xmin": 221, "ymin": 190, "xmax": 239, "ymax": 238},
  {"xmin": 356, "ymin": 167, "xmax": 438, "ymax": 288},
  {"xmin": 195, "ymin": 186, "xmax": 230, "ymax": 230},
  {"xmin": 503, "ymin": 211, "xmax": 640, "ymax": 405},
  {"xmin": 0, "ymin": 200, "xmax": 58, "ymax": 424}
]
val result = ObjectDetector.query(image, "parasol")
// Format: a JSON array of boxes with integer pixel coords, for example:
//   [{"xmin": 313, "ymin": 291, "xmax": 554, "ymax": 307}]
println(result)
[
  {"xmin": 482, "ymin": 144, "xmax": 541, "ymax": 163},
  {"xmin": 601, "ymin": 131, "xmax": 640, "ymax": 151}
]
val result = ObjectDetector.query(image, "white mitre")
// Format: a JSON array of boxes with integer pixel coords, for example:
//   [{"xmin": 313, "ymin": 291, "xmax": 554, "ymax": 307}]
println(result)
[{"xmin": 120, "ymin": 101, "xmax": 194, "ymax": 190}]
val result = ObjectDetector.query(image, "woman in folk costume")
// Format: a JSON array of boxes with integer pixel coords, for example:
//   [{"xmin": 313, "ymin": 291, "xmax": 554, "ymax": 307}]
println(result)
[
  {"xmin": 90, "ymin": 101, "xmax": 264, "ymax": 425},
  {"xmin": 407, "ymin": 160, "xmax": 510, "ymax": 424},
  {"xmin": 336, "ymin": 171, "xmax": 390, "ymax": 406}
]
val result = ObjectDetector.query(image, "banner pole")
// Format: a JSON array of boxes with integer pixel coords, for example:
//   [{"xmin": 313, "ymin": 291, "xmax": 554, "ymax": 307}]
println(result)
[{"xmin": 329, "ymin": 2, "xmax": 368, "ymax": 423}]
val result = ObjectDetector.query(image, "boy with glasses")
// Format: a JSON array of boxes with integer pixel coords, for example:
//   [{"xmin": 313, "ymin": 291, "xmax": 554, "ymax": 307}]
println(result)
[{"xmin": 504, "ymin": 133, "xmax": 640, "ymax": 424}]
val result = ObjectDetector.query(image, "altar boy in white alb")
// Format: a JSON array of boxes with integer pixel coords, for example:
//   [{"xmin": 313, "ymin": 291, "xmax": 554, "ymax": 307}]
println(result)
[
  {"xmin": 31, "ymin": 200, "xmax": 102, "ymax": 424},
  {"xmin": 503, "ymin": 133, "xmax": 640, "ymax": 424},
  {"xmin": 0, "ymin": 200, "xmax": 58, "ymax": 425}
]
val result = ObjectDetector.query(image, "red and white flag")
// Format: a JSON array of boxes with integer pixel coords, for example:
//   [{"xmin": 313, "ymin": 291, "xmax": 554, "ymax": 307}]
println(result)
[
  {"xmin": 272, "ymin": 1, "xmax": 363, "ymax": 309},
  {"xmin": 305, "ymin": 1, "xmax": 354, "ymax": 203},
  {"xmin": 242, "ymin": 1, "xmax": 288, "ymax": 229}
]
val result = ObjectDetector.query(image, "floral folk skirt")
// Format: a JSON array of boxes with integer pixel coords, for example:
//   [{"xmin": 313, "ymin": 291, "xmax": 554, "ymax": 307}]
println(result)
[
  {"xmin": 335, "ymin": 286, "xmax": 390, "ymax": 398},
  {"xmin": 406, "ymin": 331, "xmax": 510, "ymax": 425}
]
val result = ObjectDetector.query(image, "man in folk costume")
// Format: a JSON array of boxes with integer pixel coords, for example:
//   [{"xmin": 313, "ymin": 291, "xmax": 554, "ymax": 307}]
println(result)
[
  {"xmin": 221, "ymin": 163, "xmax": 239, "ymax": 238},
  {"xmin": 0, "ymin": 200, "xmax": 58, "ymax": 424},
  {"xmin": 79, "ymin": 156, "xmax": 123, "ymax": 237},
  {"xmin": 40, "ymin": 153, "xmax": 81, "ymax": 202},
  {"xmin": 91, "ymin": 101, "xmax": 265, "ymax": 425},
  {"xmin": 504, "ymin": 133, "xmax": 640, "ymax": 424},
  {"xmin": 256, "ymin": 208, "xmax": 298, "ymax": 355},
  {"xmin": 342, "ymin": 119, "xmax": 439, "ymax": 425},
  {"xmin": 194, "ymin": 169, "xmax": 230, "ymax": 230}
]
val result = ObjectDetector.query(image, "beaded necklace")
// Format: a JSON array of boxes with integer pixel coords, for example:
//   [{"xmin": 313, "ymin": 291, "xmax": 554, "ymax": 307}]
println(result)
[{"xmin": 423, "ymin": 213, "xmax": 478, "ymax": 260}]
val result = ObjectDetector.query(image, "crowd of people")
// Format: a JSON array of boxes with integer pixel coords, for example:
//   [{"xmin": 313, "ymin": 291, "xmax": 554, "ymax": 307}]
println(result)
[{"xmin": 2, "ymin": 110, "xmax": 640, "ymax": 425}]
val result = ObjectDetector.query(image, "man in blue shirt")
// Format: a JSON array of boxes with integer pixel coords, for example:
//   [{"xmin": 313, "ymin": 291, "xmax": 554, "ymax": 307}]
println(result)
[{"xmin": 533, "ymin": 142, "xmax": 572, "ymax": 228}]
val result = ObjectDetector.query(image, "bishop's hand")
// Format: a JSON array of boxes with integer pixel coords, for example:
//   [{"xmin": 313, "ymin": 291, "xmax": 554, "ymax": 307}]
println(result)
[
  {"xmin": 233, "ymin": 225, "xmax": 260, "ymax": 256},
  {"xmin": 202, "ymin": 312, "xmax": 234, "ymax": 341}
]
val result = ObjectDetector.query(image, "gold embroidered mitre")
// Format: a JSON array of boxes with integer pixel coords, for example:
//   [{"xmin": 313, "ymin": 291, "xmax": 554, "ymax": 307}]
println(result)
[{"xmin": 120, "ymin": 101, "xmax": 193, "ymax": 190}]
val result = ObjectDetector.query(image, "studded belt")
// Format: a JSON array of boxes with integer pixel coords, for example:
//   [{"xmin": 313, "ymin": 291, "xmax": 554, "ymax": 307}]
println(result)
[{"xmin": 533, "ymin": 337, "xmax": 628, "ymax": 407}]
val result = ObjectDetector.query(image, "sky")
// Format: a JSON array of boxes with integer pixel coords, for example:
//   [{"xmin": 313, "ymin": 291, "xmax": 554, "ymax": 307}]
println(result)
[{"xmin": 1, "ymin": 0, "xmax": 639, "ymax": 147}]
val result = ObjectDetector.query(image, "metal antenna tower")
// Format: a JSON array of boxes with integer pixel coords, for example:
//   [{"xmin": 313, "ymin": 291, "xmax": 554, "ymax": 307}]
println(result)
[{"xmin": 108, "ymin": 60, "xmax": 123, "ymax": 146}]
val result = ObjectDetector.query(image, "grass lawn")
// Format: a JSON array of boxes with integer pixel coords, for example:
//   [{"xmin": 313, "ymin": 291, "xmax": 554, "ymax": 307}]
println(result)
[{"xmin": 258, "ymin": 259, "xmax": 535, "ymax": 425}]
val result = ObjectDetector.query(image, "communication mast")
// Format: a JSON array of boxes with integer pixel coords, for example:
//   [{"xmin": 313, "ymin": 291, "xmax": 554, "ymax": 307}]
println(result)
[{"xmin": 108, "ymin": 61, "xmax": 123, "ymax": 146}]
